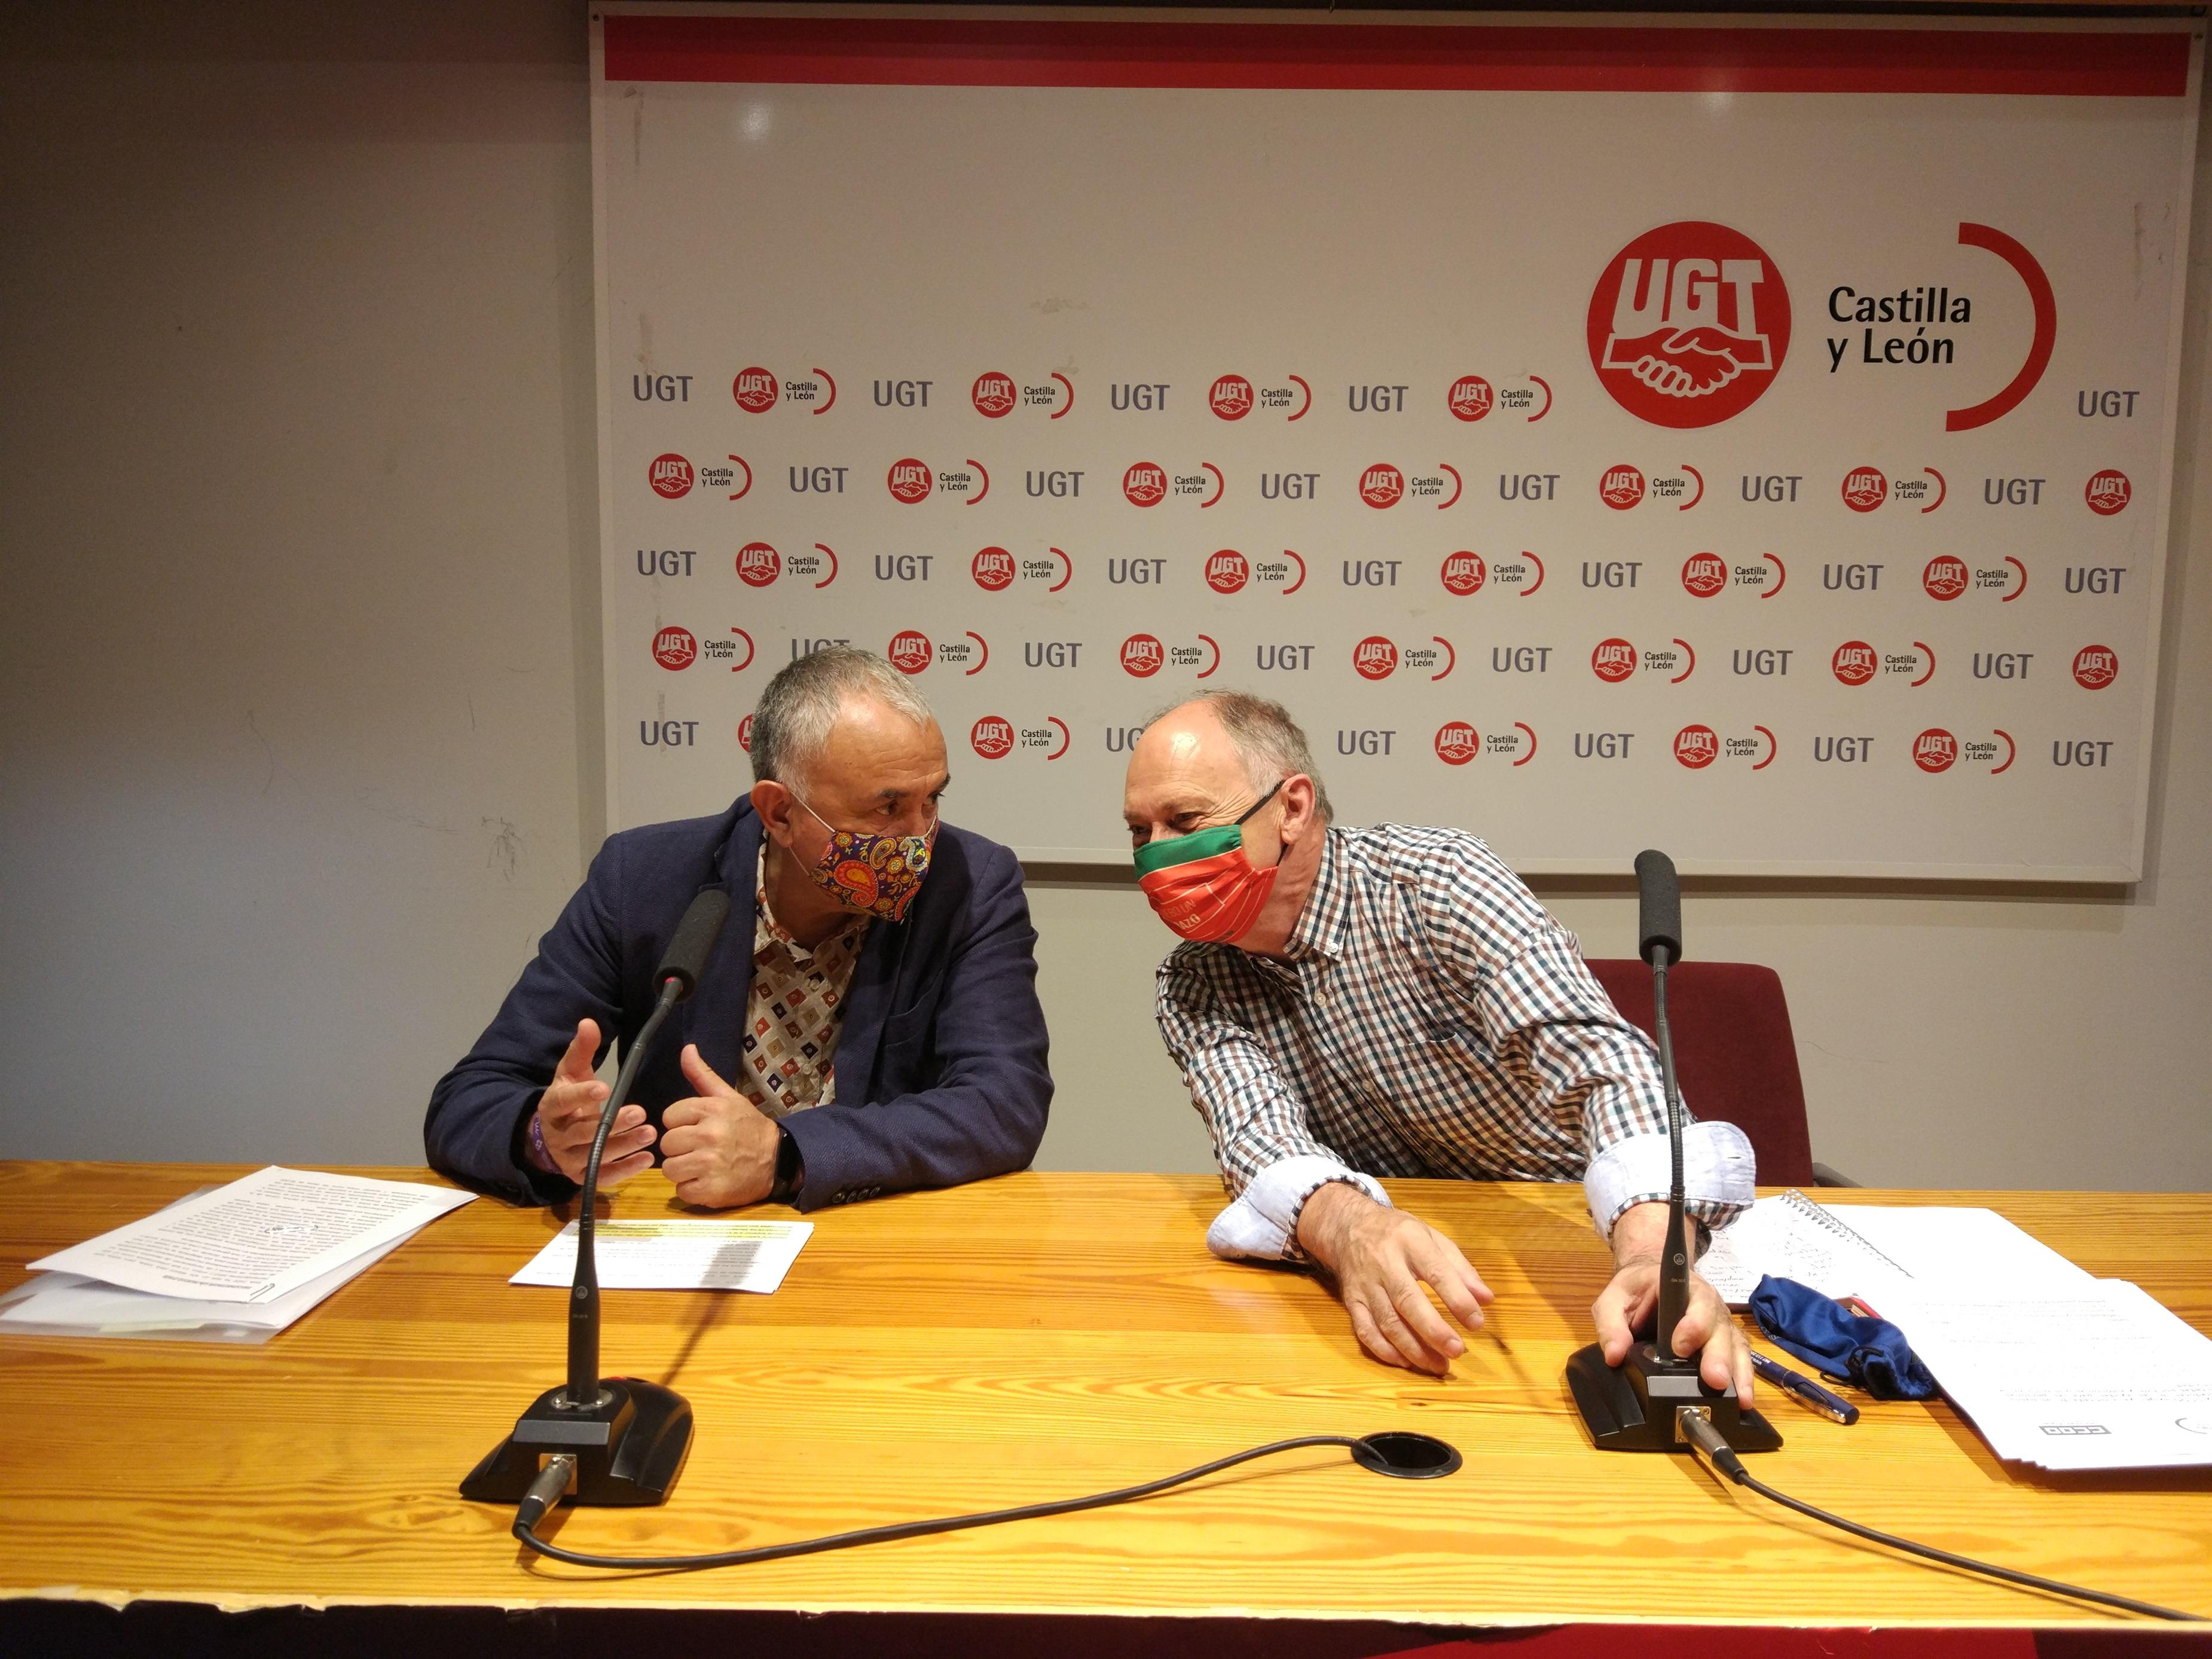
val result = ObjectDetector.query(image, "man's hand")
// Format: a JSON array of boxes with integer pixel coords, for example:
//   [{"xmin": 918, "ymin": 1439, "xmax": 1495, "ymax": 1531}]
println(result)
[
  {"xmin": 1593, "ymin": 1200, "xmax": 1754, "ymax": 1400},
  {"xmin": 659, "ymin": 1044, "xmax": 781, "ymax": 1209},
  {"xmin": 1296, "ymin": 1181, "xmax": 1494, "ymax": 1375},
  {"xmin": 532, "ymin": 1019, "xmax": 658, "ymax": 1187}
]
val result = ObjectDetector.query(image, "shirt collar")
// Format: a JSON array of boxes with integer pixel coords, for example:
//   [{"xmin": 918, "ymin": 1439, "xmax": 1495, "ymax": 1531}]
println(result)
[{"xmin": 1279, "ymin": 826, "xmax": 1350, "ymax": 963}]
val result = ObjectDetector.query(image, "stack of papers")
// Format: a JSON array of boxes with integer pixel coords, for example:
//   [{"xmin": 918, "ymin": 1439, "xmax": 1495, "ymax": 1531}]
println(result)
[
  {"xmin": 0, "ymin": 1166, "xmax": 473, "ymax": 1343},
  {"xmin": 1704, "ymin": 1190, "xmax": 2212, "ymax": 1471},
  {"xmin": 1875, "ymin": 1278, "xmax": 2212, "ymax": 1472}
]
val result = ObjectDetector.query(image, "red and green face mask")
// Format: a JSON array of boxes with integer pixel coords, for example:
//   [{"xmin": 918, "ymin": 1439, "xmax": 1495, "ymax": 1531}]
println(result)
[{"xmin": 1132, "ymin": 780, "xmax": 1285, "ymax": 944}]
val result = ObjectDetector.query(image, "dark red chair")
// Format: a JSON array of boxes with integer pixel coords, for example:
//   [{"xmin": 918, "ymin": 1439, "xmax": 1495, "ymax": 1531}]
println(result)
[{"xmin": 1582, "ymin": 959, "xmax": 1845, "ymax": 1189}]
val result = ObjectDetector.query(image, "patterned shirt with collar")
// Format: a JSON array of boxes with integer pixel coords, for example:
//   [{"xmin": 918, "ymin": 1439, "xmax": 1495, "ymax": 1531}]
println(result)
[
  {"xmin": 739, "ymin": 848, "xmax": 871, "ymax": 1119},
  {"xmin": 1153, "ymin": 823, "xmax": 1753, "ymax": 1262}
]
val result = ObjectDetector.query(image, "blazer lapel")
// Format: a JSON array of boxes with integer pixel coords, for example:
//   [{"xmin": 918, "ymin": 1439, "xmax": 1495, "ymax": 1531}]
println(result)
[
  {"xmin": 834, "ymin": 915, "xmax": 904, "ymax": 1101},
  {"xmin": 679, "ymin": 803, "xmax": 764, "ymax": 1090}
]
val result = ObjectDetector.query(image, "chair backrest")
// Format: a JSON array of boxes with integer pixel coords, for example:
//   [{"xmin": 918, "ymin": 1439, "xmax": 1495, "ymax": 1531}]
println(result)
[{"xmin": 1581, "ymin": 958, "xmax": 1815, "ymax": 1188}]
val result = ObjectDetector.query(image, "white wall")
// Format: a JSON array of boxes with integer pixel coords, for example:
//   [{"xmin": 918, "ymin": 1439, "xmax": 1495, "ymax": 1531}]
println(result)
[{"xmin": 3, "ymin": 2, "xmax": 2207, "ymax": 1193}]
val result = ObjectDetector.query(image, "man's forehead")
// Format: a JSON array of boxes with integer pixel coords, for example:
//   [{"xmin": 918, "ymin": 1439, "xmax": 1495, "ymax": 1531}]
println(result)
[
  {"xmin": 809, "ymin": 699, "xmax": 945, "ymax": 792},
  {"xmin": 1157, "ymin": 723, "xmax": 1218, "ymax": 766},
  {"xmin": 1141, "ymin": 704, "xmax": 1235, "ymax": 760}
]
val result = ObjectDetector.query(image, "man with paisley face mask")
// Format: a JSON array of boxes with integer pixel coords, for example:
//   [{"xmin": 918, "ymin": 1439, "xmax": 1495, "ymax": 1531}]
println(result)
[
  {"xmin": 427, "ymin": 647, "xmax": 1052, "ymax": 1212},
  {"xmin": 1123, "ymin": 691, "xmax": 1758, "ymax": 1402}
]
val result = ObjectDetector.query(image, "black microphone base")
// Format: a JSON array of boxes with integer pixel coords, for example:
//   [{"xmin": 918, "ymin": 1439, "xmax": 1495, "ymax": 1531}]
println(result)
[
  {"xmin": 460, "ymin": 1377, "xmax": 693, "ymax": 1507},
  {"xmin": 1566, "ymin": 1340, "xmax": 1783, "ymax": 1455}
]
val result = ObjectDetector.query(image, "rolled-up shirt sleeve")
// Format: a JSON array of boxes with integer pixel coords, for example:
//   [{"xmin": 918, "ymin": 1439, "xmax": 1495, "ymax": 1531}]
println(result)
[
  {"xmin": 1154, "ymin": 955, "xmax": 1389, "ymax": 1261},
  {"xmin": 1421, "ymin": 847, "xmax": 1756, "ymax": 1243}
]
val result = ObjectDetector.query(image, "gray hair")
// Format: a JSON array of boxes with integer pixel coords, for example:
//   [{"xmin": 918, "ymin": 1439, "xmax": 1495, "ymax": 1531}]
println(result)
[
  {"xmin": 1151, "ymin": 689, "xmax": 1334, "ymax": 824},
  {"xmin": 750, "ymin": 645, "xmax": 936, "ymax": 787}
]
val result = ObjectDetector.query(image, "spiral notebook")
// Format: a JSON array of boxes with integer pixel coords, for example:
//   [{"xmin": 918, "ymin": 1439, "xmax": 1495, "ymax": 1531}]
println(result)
[{"xmin": 1697, "ymin": 1189, "xmax": 1917, "ymax": 1307}]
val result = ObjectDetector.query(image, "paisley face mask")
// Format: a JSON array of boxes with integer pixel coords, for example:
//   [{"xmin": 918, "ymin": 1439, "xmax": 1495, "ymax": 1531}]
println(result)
[
  {"xmin": 791, "ymin": 793, "xmax": 935, "ymax": 922},
  {"xmin": 1132, "ymin": 780, "xmax": 1285, "ymax": 944}
]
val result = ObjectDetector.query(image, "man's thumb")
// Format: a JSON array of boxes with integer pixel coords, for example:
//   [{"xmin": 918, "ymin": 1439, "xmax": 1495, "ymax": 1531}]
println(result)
[
  {"xmin": 680, "ymin": 1042, "xmax": 735, "ymax": 1097},
  {"xmin": 555, "ymin": 1018, "xmax": 601, "ymax": 1081}
]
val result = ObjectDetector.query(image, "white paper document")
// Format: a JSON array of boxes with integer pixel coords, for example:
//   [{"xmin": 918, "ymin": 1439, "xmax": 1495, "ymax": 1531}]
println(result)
[
  {"xmin": 1699, "ymin": 1192, "xmax": 2091, "ymax": 1307},
  {"xmin": 0, "ymin": 1227, "xmax": 419, "ymax": 1341},
  {"xmin": 1880, "ymin": 1278, "xmax": 2212, "ymax": 1471},
  {"xmin": 1699, "ymin": 1190, "xmax": 1917, "ymax": 1305},
  {"xmin": 28, "ymin": 1166, "xmax": 474, "ymax": 1304},
  {"xmin": 512, "ymin": 1218, "xmax": 812, "ymax": 1293},
  {"xmin": 1833, "ymin": 1206, "xmax": 2095, "ymax": 1296}
]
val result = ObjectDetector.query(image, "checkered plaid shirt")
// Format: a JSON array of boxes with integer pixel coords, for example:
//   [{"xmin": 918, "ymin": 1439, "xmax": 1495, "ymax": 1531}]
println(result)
[{"xmin": 1154, "ymin": 824, "xmax": 1754, "ymax": 1260}]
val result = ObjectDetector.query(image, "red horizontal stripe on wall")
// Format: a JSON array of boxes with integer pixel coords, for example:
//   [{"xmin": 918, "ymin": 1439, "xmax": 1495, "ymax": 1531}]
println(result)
[{"xmin": 601, "ymin": 16, "xmax": 2190, "ymax": 99}]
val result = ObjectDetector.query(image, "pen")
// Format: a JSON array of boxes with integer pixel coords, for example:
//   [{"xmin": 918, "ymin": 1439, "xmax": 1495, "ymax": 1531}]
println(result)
[{"xmin": 1750, "ymin": 1351, "xmax": 1860, "ymax": 1425}]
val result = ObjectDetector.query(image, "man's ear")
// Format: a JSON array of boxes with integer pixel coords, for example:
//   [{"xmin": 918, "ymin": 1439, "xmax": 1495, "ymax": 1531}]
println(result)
[
  {"xmin": 1278, "ymin": 775, "xmax": 1318, "ymax": 846},
  {"xmin": 751, "ymin": 779, "xmax": 799, "ymax": 848}
]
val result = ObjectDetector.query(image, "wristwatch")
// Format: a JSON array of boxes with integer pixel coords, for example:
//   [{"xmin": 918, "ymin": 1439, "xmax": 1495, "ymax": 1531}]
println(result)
[{"xmin": 769, "ymin": 1123, "xmax": 805, "ymax": 1205}]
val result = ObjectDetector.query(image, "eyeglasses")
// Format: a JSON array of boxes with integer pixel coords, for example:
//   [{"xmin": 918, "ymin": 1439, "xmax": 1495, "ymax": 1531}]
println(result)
[{"xmin": 1129, "ymin": 777, "xmax": 1285, "ymax": 847}]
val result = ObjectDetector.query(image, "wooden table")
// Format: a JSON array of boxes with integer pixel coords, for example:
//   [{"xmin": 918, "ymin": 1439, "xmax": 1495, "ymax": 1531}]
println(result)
[{"xmin": 0, "ymin": 1163, "xmax": 2207, "ymax": 1648}]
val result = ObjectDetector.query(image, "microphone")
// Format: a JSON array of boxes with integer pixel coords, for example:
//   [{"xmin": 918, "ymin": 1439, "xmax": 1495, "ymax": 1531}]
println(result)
[
  {"xmin": 460, "ymin": 886, "xmax": 732, "ymax": 1510},
  {"xmin": 1634, "ymin": 850, "xmax": 1689, "ymax": 1355},
  {"xmin": 1635, "ymin": 847, "xmax": 1681, "ymax": 968},
  {"xmin": 655, "ymin": 887, "xmax": 731, "ymax": 1001},
  {"xmin": 1565, "ymin": 851, "xmax": 1782, "ymax": 1456}
]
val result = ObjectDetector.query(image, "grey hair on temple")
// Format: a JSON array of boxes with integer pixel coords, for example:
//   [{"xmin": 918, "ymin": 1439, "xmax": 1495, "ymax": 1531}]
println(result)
[
  {"xmin": 1153, "ymin": 689, "xmax": 1334, "ymax": 824},
  {"xmin": 750, "ymin": 645, "xmax": 936, "ymax": 787}
]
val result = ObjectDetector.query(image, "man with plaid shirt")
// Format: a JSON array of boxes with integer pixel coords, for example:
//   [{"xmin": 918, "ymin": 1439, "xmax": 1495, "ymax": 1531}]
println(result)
[{"xmin": 1122, "ymin": 691, "xmax": 1756, "ymax": 1395}]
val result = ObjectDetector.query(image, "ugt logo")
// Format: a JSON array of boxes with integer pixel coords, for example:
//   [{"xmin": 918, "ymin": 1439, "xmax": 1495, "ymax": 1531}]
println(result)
[
  {"xmin": 1448, "ymin": 375, "xmax": 1493, "ymax": 422},
  {"xmin": 737, "ymin": 542, "xmax": 781, "ymax": 588},
  {"xmin": 1914, "ymin": 728, "xmax": 1959, "ymax": 773},
  {"xmin": 1352, "ymin": 637, "xmax": 1398, "ymax": 680},
  {"xmin": 1599, "ymin": 465, "xmax": 1645, "ymax": 511},
  {"xmin": 1591, "ymin": 639, "xmax": 1636, "ymax": 683},
  {"xmin": 2073, "ymin": 646, "xmax": 2118, "ymax": 690},
  {"xmin": 1673, "ymin": 725, "xmax": 1718, "ymax": 769},
  {"xmin": 887, "ymin": 459, "xmax": 933, "ymax": 504},
  {"xmin": 1441, "ymin": 552, "xmax": 1486, "ymax": 596},
  {"xmin": 1832, "ymin": 642, "xmax": 1877, "ymax": 686},
  {"xmin": 2085, "ymin": 470, "xmax": 2131, "ymax": 517},
  {"xmin": 651, "ymin": 626, "xmax": 696, "ymax": 671},
  {"xmin": 971, "ymin": 716, "xmax": 1014, "ymax": 759},
  {"xmin": 1842, "ymin": 467, "xmax": 1888, "ymax": 513},
  {"xmin": 732, "ymin": 367, "xmax": 778, "ymax": 413},
  {"xmin": 1923, "ymin": 556, "xmax": 1969, "ymax": 601},
  {"xmin": 1359, "ymin": 464, "xmax": 1405, "ymax": 509},
  {"xmin": 647, "ymin": 454, "xmax": 693, "ymax": 499},
  {"xmin": 1120, "ymin": 634, "xmax": 1164, "ymax": 677},
  {"xmin": 1588, "ymin": 222, "xmax": 1791, "ymax": 428},
  {"xmin": 1681, "ymin": 552, "xmax": 1728, "ymax": 598},
  {"xmin": 887, "ymin": 630, "xmax": 933, "ymax": 674},
  {"xmin": 971, "ymin": 546, "xmax": 1015, "ymax": 591}
]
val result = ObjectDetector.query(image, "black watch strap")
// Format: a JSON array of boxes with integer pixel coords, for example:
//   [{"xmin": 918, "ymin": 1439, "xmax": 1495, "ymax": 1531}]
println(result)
[{"xmin": 769, "ymin": 1123, "xmax": 804, "ymax": 1204}]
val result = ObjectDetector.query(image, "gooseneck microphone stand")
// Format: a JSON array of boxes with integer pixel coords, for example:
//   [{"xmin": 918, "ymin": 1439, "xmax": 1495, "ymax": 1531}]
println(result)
[
  {"xmin": 461, "ymin": 888, "xmax": 732, "ymax": 1507},
  {"xmin": 1565, "ymin": 850, "xmax": 1781, "ymax": 1455},
  {"xmin": 1649, "ymin": 919, "xmax": 1693, "ymax": 1366}
]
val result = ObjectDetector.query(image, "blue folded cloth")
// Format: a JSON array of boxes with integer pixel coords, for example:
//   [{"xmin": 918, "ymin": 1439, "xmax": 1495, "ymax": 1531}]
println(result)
[{"xmin": 1749, "ymin": 1275, "xmax": 1939, "ymax": 1401}]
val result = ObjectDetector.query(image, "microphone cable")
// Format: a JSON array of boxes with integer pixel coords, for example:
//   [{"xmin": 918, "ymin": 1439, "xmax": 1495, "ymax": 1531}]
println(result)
[
  {"xmin": 512, "ymin": 1431, "xmax": 1453, "ymax": 1571},
  {"xmin": 1677, "ymin": 1410, "xmax": 2201, "ymax": 1623}
]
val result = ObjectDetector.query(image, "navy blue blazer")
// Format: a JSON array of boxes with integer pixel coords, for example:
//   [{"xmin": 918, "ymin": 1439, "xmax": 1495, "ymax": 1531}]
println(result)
[{"xmin": 424, "ymin": 798, "xmax": 1052, "ymax": 1209}]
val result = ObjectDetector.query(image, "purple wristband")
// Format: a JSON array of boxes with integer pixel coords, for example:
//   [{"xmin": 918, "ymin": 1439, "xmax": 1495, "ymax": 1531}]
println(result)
[{"xmin": 527, "ymin": 1107, "xmax": 554, "ymax": 1173}]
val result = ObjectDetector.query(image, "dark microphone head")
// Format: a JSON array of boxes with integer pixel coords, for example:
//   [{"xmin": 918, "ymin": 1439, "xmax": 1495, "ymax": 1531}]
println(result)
[
  {"xmin": 654, "ymin": 888, "xmax": 732, "ymax": 1001},
  {"xmin": 1634, "ymin": 849, "xmax": 1682, "ymax": 967}
]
